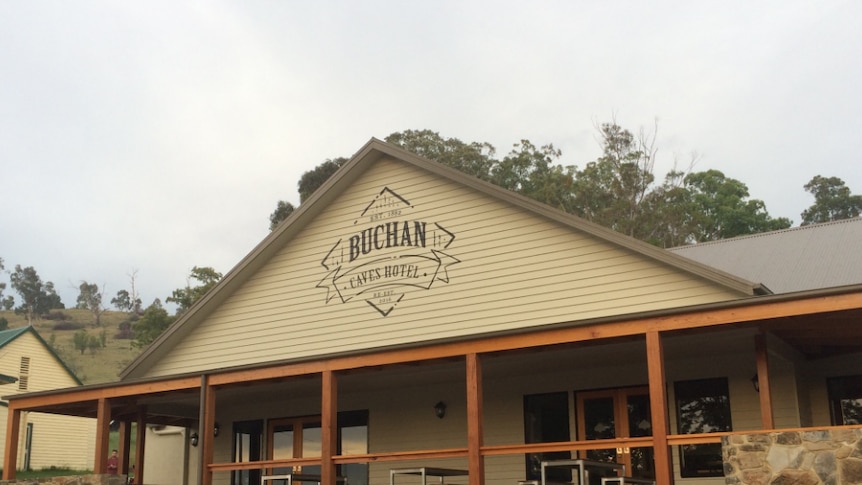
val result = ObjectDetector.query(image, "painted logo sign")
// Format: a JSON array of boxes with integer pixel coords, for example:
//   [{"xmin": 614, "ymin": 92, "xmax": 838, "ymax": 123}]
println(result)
[{"xmin": 317, "ymin": 187, "xmax": 459, "ymax": 316}]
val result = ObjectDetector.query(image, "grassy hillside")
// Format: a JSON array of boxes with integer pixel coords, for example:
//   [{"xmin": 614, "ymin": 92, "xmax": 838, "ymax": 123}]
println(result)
[{"xmin": 0, "ymin": 309, "xmax": 144, "ymax": 384}]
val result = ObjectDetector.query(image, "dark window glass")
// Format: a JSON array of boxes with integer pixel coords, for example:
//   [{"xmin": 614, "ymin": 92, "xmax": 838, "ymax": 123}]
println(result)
[
  {"xmin": 232, "ymin": 420, "xmax": 263, "ymax": 485},
  {"xmin": 675, "ymin": 378, "xmax": 731, "ymax": 478},
  {"xmin": 231, "ymin": 411, "xmax": 368, "ymax": 485},
  {"xmin": 581, "ymin": 395, "xmax": 616, "ymax": 464},
  {"xmin": 828, "ymin": 375, "xmax": 862, "ymax": 425},
  {"xmin": 338, "ymin": 410, "xmax": 369, "ymax": 485},
  {"xmin": 524, "ymin": 392, "xmax": 570, "ymax": 482}
]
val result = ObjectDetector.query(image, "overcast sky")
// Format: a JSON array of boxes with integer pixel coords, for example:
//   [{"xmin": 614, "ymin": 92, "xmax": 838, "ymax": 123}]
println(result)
[{"xmin": 1, "ymin": 1, "xmax": 860, "ymax": 311}]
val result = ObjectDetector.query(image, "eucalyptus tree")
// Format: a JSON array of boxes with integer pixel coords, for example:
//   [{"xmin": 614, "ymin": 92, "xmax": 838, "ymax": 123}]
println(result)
[
  {"xmin": 385, "ymin": 130, "xmax": 496, "ymax": 180},
  {"xmin": 76, "ymin": 281, "xmax": 106, "ymax": 326},
  {"xmin": 800, "ymin": 175, "xmax": 862, "ymax": 225},
  {"xmin": 267, "ymin": 125, "xmax": 792, "ymax": 248},
  {"xmin": 133, "ymin": 299, "xmax": 175, "ymax": 348},
  {"xmin": 570, "ymin": 122, "xmax": 658, "ymax": 238},
  {"xmin": 10, "ymin": 265, "xmax": 63, "ymax": 324},
  {"xmin": 682, "ymin": 170, "xmax": 791, "ymax": 242},
  {"xmin": 166, "ymin": 266, "xmax": 223, "ymax": 315}
]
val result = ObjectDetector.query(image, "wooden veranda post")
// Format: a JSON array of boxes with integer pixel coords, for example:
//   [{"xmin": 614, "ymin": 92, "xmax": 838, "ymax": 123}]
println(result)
[
  {"xmin": 135, "ymin": 407, "xmax": 147, "ymax": 485},
  {"xmin": 95, "ymin": 398, "xmax": 112, "ymax": 476},
  {"xmin": 3, "ymin": 405, "xmax": 21, "ymax": 479},
  {"xmin": 466, "ymin": 353, "xmax": 485, "ymax": 485},
  {"xmin": 201, "ymin": 375, "xmax": 216, "ymax": 485},
  {"xmin": 322, "ymin": 370, "xmax": 339, "ymax": 485},
  {"xmin": 755, "ymin": 333, "xmax": 774, "ymax": 429},
  {"xmin": 118, "ymin": 419, "xmax": 132, "ymax": 475},
  {"xmin": 646, "ymin": 331, "xmax": 673, "ymax": 485}
]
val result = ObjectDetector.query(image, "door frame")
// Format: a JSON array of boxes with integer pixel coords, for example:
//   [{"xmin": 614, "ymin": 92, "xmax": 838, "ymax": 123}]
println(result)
[
  {"xmin": 575, "ymin": 386, "xmax": 651, "ymax": 475},
  {"xmin": 266, "ymin": 415, "xmax": 322, "ymax": 474}
]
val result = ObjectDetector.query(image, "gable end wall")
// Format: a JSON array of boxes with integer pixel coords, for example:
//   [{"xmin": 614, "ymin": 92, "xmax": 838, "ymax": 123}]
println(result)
[{"xmin": 144, "ymin": 158, "xmax": 743, "ymax": 377}]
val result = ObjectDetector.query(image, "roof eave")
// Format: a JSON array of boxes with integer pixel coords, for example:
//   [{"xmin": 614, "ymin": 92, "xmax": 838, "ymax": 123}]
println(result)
[{"xmin": 26, "ymin": 283, "xmax": 862, "ymax": 404}]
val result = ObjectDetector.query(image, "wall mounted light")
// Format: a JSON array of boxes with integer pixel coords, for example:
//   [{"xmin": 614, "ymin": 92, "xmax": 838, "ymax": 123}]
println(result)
[
  {"xmin": 751, "ymin": 374, "xmax": 760, "ymax": 393},
  {"xmin": 214, "ymin": 422, "xmax": 220, "ymax": 437},
  {"xmin": 190, "ymin": 432, "xmax": 199, "ymax": 447},
  {"xmin": 434, "ymin": 401, "xmax": 447, "ymax": 419}
]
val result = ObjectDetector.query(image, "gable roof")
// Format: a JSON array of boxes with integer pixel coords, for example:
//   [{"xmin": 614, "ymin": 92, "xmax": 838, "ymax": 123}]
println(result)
[
  {"xmin": 0, "ymin": 326, "xmax": 83, "ymax": 386},
  {"xmin": 0, "ymin": 327, "xmax": 30, "ymax": 347},
  {"xmin": 120, "ymin": 138, "xmax": 767, "ymax": 380},
  {"xmin": 669, "ymin": 217, "xmax": 862, "ymax": 294}
]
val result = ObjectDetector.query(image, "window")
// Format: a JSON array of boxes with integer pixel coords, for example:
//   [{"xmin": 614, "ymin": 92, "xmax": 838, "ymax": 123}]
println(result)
[
  {"xmin": 337, "ymin": 410, "xmax": 369, "ymax": 485},
  {"xmin": 827, "ymin": 375, "xmax": 862, "ymax": 425},
  {"xmin": 232, "ymin": 411, "xmax": 368, "ymax": 485},
  {"xmin": 232, "ymin": 420, "xmax": 263, "ymax": 485},
  {"xmin": 675, "ymin": 378, "xmax": 732, "ymax": 478},
  {"xmin": 524, "ymin": 392, "xmax": 570, "ymax": 481}
]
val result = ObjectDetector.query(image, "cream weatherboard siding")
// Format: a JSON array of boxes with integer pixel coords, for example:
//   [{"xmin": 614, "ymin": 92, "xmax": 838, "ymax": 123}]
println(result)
[
  {"xmin": 144, "ymin": 426, "xmax": 194, "ymax": 485},
  {"xmin": 0, "ymin": 329, "xmax": 95, "ymax": 471},
  {"xmin": 806, "ymin": 352, "xmax": 860, "ymax": 427},
  {"xmin": 142, "ymin": 157, "xmax": 744, "ymax": 379}
]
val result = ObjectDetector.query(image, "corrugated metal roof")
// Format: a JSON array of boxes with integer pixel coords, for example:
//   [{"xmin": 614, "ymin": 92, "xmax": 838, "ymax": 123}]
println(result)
[
  {"xmin": 669, "ymin": 217, "xmax": 862, "ymax": 293},
  {"xmin": 0, "ymin": 326, "xmax": 30, "ymax": 348}
]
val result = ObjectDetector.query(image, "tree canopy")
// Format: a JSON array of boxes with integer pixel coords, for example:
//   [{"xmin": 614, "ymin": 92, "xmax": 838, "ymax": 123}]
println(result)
[
  {"xmin": 166, "ymin": 266, "xmax": 223, "ymax": 315},
  {"xmin": 111, "ymin": 270, "xmax": 143, "ymax": 314},
  {"xmin": 76, "ymin": 281, "xmax": 106, "ymax": 326},
  {"xmin": 270, "ymin": 125, "xmax": 800, "ymax": 247},
  {"xmin": 131, "ymin": 266, "xmax": 222, "ymax": 346},
  {"xmin": 800, "ymin": 175, "xmax": 862, "ymax": 225},
  {"xmin": 9, "ymin": 265, "xmax": 63, "ymax": 324},
  {"xmin": 132, "ymin": 299, "xmax": 175, "ymax": 348},
  {"xmin": 111, "ymin": 289, "xmax": 142, "ymax": 313},
  {"xmin": 386, "ymin": 130, "xmax": 495, "ymax": 180},
  {"xmin": 269, "ymin": 200, "xmax": 296, "ymax": 231},
  {"xmin": 683, "ymin": 170, "xmax": 792, "ymax": 241}
]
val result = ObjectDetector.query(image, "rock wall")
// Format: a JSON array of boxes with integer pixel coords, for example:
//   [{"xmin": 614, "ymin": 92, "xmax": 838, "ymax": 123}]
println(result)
[{"xmin": 723, "ymin": 429, "xmax": 862, "ymax": 484}]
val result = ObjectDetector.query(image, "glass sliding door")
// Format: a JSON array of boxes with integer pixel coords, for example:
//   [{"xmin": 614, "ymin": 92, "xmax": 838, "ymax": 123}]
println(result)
[
  {"xmin": 267, "ymin": 417, "xmax": 321, "ymax": 477},
  {"xmin": 265, "ymin": 411, "xmax": 368, "ymax": 485},
  {"xmin": 576, "ymin": 387, "xmax": 654, "ymax": 480},
  {"xmin": 523, "ymin": 392, "xmax": 571, "ymax": 482}
]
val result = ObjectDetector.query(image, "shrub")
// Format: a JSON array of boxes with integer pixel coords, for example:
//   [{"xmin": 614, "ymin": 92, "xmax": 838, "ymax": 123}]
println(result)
[
  {"xmin": 115, "ymin": 321, "xmax": 135, "ymax": 340},
  {"xmin": 53, "ymin": 321, "xmax": 85, "ymax": 331},
  {"xmin": 42, "ymin": 310, "xmax": 69, "ymax": 321}
]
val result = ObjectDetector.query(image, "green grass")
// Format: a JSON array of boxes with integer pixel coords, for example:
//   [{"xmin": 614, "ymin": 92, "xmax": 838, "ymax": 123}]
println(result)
[
  {"xmin": 0, "ymin": 467, "xmax": 92, "ymax": 478},
  {"xmin": 0, "ymin": 430, "xmax": 138, "ymax": 478},
  {"xmin": 1, "ymin": 309, "xmax": 144, "ymax": 384}
]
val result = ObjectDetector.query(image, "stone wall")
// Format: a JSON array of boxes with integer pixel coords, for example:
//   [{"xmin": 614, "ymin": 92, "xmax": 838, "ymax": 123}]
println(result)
[
  {"xmin": 723, "ymin": 429, "xmax": 862, "ymax": 484},
  {"xmin": 0, "ymin": 474, "xmax": 126, "ymax": 485}
]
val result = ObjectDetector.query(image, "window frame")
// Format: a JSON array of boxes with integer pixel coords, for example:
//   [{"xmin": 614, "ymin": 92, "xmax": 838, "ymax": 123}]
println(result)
[
  {"xmin": 674, "ymin": 377, "xmax": 732, "ymax": 478},
  {"xmin": 827, "ymin": 375, "xmax": 862, "ymax": 425}
]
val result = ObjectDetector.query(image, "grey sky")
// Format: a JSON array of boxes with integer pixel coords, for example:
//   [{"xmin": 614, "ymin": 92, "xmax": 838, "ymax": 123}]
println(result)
[{"xmin": 1, "ymin": 1, "xmax": 860, "ymax": 310}]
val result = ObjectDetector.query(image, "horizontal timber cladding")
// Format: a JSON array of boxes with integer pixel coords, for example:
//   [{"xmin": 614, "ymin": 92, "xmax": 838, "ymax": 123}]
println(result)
[
  {"xmin": 0, "ymin": 332, "xmax": 80, "ymax": 392},
  {"xmin": 143, "ymin": 157, "xmax": 743, "ymax": 377}
]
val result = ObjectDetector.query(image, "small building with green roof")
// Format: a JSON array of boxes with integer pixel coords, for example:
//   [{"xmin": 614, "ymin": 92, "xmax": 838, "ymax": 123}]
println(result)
[{"xmin": 0, "ymin": 326, "xmax": 95, "ymax": 472}]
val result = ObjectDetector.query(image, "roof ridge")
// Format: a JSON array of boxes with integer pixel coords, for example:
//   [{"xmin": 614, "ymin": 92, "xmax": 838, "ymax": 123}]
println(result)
[
  {"xmin": 0, "ymin": 326, "xmax": 30, "ymax": 337},
  {"xmin": 670, "ymin": 217, "xmax": 862, "ymax": 250}
]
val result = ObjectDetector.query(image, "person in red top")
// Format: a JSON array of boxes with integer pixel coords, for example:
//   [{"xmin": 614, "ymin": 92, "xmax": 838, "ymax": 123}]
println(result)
[{"xmin": 107, "ymin": 449, "xmax": 119, "ymax": 475}]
